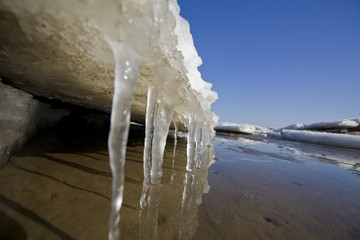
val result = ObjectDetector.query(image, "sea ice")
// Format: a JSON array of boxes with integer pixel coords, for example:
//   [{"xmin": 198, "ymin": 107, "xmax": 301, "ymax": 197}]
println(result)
[
  {"xmin": 215, "ymin": 122, "xmax": 268, "ymax": 134},
  {"xmin": 281, "ymin": 129, "xmax": 360, "ymax": 150},
  {"xmin": 278, "ymin": 118, "xmax": 360, "ymax": 133}
]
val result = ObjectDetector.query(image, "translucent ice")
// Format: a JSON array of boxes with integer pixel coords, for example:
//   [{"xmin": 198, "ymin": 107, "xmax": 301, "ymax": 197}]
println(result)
[
  {"xmin": 171, "ymin": 122, "xmax": 178, "ymax": 183},
  {"xmin": 107, "ymin": 41, "xmax": 140, "ymax": 240},
  {"xmin": 1, "ymin": 1, "xmax": 218, "ymax": 239},
  {"xmin": 150, "ymin": 99, "xmax": 174, "ymax": 184},
  {"xmin": 186, "ymin": 116, "xmax": 196, "ymax": 171},
  {"xmin": 194, "ymin": 121, "xmax": 203, "ymax": 168}
]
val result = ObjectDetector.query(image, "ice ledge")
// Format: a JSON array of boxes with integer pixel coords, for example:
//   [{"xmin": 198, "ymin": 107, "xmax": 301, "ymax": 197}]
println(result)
[{"xmin": 0, "ymin": 0, "xmax": 218, "ymax": 130}]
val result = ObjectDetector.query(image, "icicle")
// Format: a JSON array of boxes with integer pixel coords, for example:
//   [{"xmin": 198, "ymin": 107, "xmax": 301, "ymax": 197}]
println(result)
[
  {"xmin": 186, "ymin": 116, "xmax": 196, "ymax": 171},
  {"xmin": 150, "ymin": 100, "xmax": 174, "ymax": 184},
  {"xmin": 199, "ymin": 139, "xmax": 208, "ymax": 169},
  {"xmin": 194, "ymin": 121, "xmax": 203, "ymax": 168},
  {"xmin": 140, "ymin": 85, "xmax": 158, "ymax": 208},
  {"xmin": 143, "ymin": 85, "xmax": 158, "ymax": 182},
  {"xmin": 173, "ymin": 122, "xmax": 178, "ymax": 159},
  {"xmin": 171, "ymin": 121, "xmax": 178, "ymax": 183},
  {"xmin": 107, "ymin": 40, "xmax": 140, "ymax": 240},
  {"xmin": 141, "ymin": 84, "xmax": 174, "ymax": 188}
]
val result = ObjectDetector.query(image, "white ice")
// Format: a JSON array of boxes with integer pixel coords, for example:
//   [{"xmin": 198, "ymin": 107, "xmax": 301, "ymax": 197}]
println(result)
[
  {"xmin": 279, "ymin": 118, "xmax": 359, "ymax": 131},
  {"xmin": 281, "ymin": 129, "xmax": 360, "ymax": 150},
  {"xmin": 215, "ymin": 121, "xmax": 269, "ymax": 134},
  {"xmin": 101, "ymin": 1, "xmax": 217, "ymax": 239}
]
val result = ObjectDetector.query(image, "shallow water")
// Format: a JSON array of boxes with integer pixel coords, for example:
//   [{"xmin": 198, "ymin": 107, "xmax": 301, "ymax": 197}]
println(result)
[
  {"xmin": 0, "ymin": 130, "xmax": 360, "ymax": 239},
  {"xmin": 195, "ymin": 134, "xmax": 360, "ymax": 240}
]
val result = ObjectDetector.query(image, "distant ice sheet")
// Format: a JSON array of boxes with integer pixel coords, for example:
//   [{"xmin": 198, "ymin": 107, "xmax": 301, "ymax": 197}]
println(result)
[
  {"xmin": 216, "ymin": 118, "xmax": 360, "ymax": 150},
  {"xmin": 281, "ymin": 130, "xmax": 360, "ymax": 150},
  {"xmin": 278, "ymin": 118, "xmax": 360, "ymax": 133},
  {"xmin": 215, "ymin": 122, "xmax": 268, "ymax": 134}
]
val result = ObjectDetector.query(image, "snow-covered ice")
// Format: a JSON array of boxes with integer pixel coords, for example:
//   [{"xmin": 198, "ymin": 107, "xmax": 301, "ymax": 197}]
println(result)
[
  {"xmin": 215, "ymin": 119, "xmax": 360, "ymax": 150},
  {"xmin": 278, "ymin": 118, "xmax": 360, "ymax": 133},
  {"xmin": 215, "ymin": 122, "xmax": 268, "ymax": 134},
  {"xmin": 272, "ymin": 118, "xmax": 360, "ymax": 149},
  {"xmin": 280, "ymin": 129, "xmax": 360, "ymax": 150}
]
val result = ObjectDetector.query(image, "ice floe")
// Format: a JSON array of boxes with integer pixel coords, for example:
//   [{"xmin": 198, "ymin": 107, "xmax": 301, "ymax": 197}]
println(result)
[
  {"xmin": 216, "ymin": 118, "xmax": 360, "ymax": 150},
  {"xmin": 278, "ymin": 118, "xmax": 360, "ymax": 134},
  {"xmin": 215, "ymin": 122, "xmax": 268, "ymax": 134},
  {"xmin": 280, "ymin": 130, "xmax": 360, "ymax": 150}
]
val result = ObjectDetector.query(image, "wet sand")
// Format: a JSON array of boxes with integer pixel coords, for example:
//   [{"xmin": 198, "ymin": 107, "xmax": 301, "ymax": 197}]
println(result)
[
  {"xmin": 195, "ymin": 134, "xmax": 360, "ymax": 240},
  {"xmin": 1, "ymin": 128, "xmax": 360, "ymax": 239}
]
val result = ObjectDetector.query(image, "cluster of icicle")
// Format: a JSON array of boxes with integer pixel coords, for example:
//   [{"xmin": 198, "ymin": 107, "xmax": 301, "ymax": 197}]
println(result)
[
  {"xmin": 102, "ymin": 1, "xmax": 218, "ymax": 239},
  {"xmin": 14, "ymin": 0, "xmax": 217, "ymax": 239}
]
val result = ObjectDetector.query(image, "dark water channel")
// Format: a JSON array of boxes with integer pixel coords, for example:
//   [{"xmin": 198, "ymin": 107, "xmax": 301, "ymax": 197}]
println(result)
[{"xmin": 0, "ymin": 125, "xmax": 360, "ymax": 239}]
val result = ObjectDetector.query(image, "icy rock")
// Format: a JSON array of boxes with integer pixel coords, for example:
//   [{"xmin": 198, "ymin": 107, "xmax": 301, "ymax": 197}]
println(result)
[
  {"xmin": 0, "ymin": 83, "xmax": 69, "ymax": 165},
  {"xmin": 0, "ymin": 129, "xmax": 23, "ymax": 165}
]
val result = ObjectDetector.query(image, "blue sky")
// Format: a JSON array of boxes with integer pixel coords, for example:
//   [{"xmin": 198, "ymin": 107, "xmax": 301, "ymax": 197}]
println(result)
[{"xmin": 179, "ymin": 0, "xmax": 360, "ymax": 128}]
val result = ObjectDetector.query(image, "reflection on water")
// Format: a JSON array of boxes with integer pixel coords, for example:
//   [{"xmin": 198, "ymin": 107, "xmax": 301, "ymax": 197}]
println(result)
[
  {"xmin": 139, "ymin": 185, "xmax": 160, "ymax": 240},
  {"xmin": 137, "ymin": 147, "xmax": 212, "ymax": 240},
  {"xmin": 216, "ymin": 133, "xmax": 360, "ymax": 173},
  {"xmin": 1, "ymin": 129, "xmax": 360, "ymax": 239},
  {"xmin": 138, "ymin": 170, "xmax": 206, "ymax": 240},
  {"xmin": 194, "ymin": 134, "xmax": 360, "ymax": 240},
  {"xmin": 0, "ymin": 128, "xmax": 212, "ymax": 239}
]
